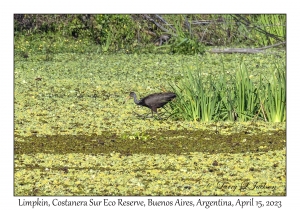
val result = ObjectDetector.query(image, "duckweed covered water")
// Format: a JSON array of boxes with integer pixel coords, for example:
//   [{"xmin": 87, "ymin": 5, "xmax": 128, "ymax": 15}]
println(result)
[{"xmin": 14, "ymin": 52, "xmax": 286, "ymax": 195}]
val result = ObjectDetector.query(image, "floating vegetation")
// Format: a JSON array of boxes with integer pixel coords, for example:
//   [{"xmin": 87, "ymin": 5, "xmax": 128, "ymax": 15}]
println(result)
[{"xmin": 14, "ymin": 52, "xmax": 286, "ymax": 196}]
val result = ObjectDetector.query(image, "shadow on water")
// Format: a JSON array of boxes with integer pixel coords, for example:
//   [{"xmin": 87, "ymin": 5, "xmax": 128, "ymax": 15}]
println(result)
[{"xmin": 15, "ymin": 129, "xmax": 286, "ymax": 155}]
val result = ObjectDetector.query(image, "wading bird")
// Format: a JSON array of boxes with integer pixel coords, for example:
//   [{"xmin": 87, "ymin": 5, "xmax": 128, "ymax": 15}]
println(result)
[{"xmin": 129, "ymin": 92, "xmax": 176, "ymax": 117}]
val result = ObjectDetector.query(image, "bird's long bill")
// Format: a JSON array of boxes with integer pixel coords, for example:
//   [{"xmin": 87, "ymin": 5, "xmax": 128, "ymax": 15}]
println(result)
[
  {"xmin": 123, "ymin": 96, "xmax": 128, "ymax": 104},
  {"xmin": 124, "ymin": 95, "xmax": 131, "ymax": 103}
]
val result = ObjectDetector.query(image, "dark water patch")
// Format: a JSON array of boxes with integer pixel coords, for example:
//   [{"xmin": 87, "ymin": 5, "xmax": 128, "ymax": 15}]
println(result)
[{"xmin": 15, "ymin": 129, "xmax": 286, "ymax": 155}]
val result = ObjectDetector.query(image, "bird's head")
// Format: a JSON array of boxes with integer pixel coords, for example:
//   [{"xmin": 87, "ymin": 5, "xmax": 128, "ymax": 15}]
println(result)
[
  {"xmin": 126, "ymin": 92, "xmax": 136, "ymax": 102},
  {"xmin": 127, "ymin": 92, "xmax": 140, "ymax": 104},
  {"xmin": 129, "ymin": 92, "xmax": 136, "ymax": 98}
]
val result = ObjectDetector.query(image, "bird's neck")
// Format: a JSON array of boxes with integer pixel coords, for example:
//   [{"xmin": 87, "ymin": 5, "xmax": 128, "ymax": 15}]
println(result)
[{"xmin": 133, "ymin": 94, "xmax": 141, "ymax": 104}]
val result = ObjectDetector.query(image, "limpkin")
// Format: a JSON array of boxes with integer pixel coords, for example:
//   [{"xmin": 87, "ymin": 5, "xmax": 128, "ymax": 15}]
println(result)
[{"xmin": 129, "ymin": 92, "xmax": 176, "ymax": 117}]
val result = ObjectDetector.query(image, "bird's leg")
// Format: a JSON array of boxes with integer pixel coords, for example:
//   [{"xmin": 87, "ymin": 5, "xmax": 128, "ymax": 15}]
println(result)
[
  {"xmin": 156, "ymin": 112, "xmax": 162, "ymax": 120},
  {"xmin": 151, "ymin": 108, "xmax": 157, "ymax": 118},
  {"xmin": 133, "ymin": 111, "xmax": 144, "ymax": 117},
  {"xmin": 152, "ymin": 108, "xmax": 162, "ymax": 120},
  {"xmin": 132, "ymin": 111, "xmax": 152, "ymax": 119}
]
